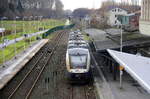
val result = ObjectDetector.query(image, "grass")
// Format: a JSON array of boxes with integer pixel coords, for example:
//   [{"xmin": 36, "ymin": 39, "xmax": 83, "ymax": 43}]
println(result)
[
  {"xmin": 0, "ymin": 33, "xmax": 55, "ymax": 65},
  {"xmin": 0, "ymin": 38, "xmax": 33, "ymax": 64},
  {"xmin": 0, "ymin": 19, "xmax": 65, "ymax": 43},
  {"xmin": 0, "ymin": 19, "xmax": 65, "ymax": 65}
]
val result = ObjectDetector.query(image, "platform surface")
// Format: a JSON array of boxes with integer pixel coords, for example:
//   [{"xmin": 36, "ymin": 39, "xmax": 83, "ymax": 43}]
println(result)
[{"xmin": 107, "ymin": 49, "xmax": 150, "ymax": 94}]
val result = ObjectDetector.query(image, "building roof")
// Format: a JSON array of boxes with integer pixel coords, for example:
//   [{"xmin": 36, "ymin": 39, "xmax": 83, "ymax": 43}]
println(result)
[
  {"xmin": 99, "ymin": 5, "xmax": 141, "ymax": 13},
  {"xmin": 108, "ymin": 6, "xmax": 128, "ymax": 12}
]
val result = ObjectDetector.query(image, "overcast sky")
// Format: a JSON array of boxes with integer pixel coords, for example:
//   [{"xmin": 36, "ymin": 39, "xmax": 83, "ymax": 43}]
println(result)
[
  {"xmin": 61, "ymin": 0, "xmax": 103, "ymax": 11},
  {"xmin": 61, "ymin": 0, "xmax": 141, "ymax": 11}
]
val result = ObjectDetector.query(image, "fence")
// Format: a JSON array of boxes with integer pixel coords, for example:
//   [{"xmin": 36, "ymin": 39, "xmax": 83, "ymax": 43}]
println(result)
[
  {"xmin": 42, "ymin": 24, "xmax": 75, "ymax": 38},
  {"xmin": 0, "ymin": 23, "xmax": 75, "ymax": 65}
]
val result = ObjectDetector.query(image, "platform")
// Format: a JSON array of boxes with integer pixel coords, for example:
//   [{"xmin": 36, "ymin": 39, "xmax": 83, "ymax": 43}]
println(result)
[
  {"xmin": 0, "ymin": 39, "xmax": 48, "ymax": 89},
  {"xmin": 107, "ymin": 49, "xmax": 150, "ymax": 93}
]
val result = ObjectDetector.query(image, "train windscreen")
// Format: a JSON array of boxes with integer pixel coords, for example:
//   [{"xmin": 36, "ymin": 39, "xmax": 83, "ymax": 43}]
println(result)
[{"xmin": 69, "ymin": 54, "xmax": 87, "ymax": 69}]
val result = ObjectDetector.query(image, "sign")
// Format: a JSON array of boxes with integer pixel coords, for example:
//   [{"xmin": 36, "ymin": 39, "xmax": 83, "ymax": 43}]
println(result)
[{"xmin": 119, "ymin": 66, "xmax": 124, "ymax": 71}]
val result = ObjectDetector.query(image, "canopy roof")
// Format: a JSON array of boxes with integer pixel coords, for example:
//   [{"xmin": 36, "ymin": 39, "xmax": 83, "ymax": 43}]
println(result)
[{"xmin": 107, "ymin": 49, "xmax": 150, "ymax": 94}]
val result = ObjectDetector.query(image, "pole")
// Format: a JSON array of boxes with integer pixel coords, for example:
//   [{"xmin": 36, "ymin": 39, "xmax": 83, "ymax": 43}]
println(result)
[
  {"xmin": 1, "ymin": 18, "xmax": 5, "ymax": 66},
  {"xmin": 14, "ymin": 17, "xmax": 17, "ymax": 58},
  {"xmin": 34, "ymin": 16, "xmax": 36, "ymax": 31},
  {"xmin": 23, "ymin": 17, "xmax": 26, "ymax": 51},
  {"xmin": 120, "ymin": 24, "xmax": 123, "ymax": 89},
  {"xmin": 119, "ymin": 66, "xmax": 124, "ymax": 89},
  {"xmin": 43, "ymin": 17, "xmax": 44, "ymax": 31},
  {"xmin": 39, "ymin": 16, "xmax": 43, "ymax": 38},
  {"xmin": 29, "ymin": 16, "xmax": 33, "ymax": 46},
  {"xmin": 120, "ymin": 24, "xmax": 123, "ymax": 52},
  {"xmin": 38, "ymin": 16, "xmax": 39, "ymax": 32}
]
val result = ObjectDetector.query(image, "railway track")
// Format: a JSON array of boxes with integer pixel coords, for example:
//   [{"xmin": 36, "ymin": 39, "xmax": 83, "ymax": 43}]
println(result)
[
  {"xmin": 28, "ymin": 30, "xmax": 96, "ymax": 99},
  {"xmin": 1, "ymin": 30, "xmax": 96, "ymax": 99},
  {"xmin": 0, "ymin": 31, "xmax": 65, "ymax": 99},
  {"xmin": 9, "ymin": 31, "xmax": 64, "ymax": 99}
]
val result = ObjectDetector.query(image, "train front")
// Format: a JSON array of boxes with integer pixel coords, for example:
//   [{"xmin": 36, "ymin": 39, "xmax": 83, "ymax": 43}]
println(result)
[{"xmin": 66, "ymin": 48, "xmax": 91, "ymax": 83}]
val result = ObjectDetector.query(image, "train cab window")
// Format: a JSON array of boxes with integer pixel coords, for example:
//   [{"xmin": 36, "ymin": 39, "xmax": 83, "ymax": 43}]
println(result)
[{"xmin": 69, "ymin": 54, "xmax": 87, "ymax": 69}]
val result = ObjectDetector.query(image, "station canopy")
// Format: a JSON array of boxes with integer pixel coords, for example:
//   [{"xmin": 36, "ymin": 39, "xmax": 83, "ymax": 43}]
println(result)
[{"xmin": 107, "ymin": 49, "xmax": 150, "ymax": 94}]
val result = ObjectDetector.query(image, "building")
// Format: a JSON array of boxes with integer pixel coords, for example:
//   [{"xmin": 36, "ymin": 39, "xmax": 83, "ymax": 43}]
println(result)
[
  {"xmin": 117, "ymin": 11, "xmax": 140, "ymax": 32},
  {"xmin": 139, "ymin": 0, "xmax": 150, "ymax": 36},
  {"xmin": 107, "ymin": 7, "xmax": 128, "ymax": 26}
]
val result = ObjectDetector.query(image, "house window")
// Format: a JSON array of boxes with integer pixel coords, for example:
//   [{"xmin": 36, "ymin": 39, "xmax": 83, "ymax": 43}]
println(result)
[
  {"xmin": 115, "ymin": 15, "xmax": 117, "ymax": 17},
  {"xmin": 115, "ymin": 20, "xmax": 117, "ymax": 24}
]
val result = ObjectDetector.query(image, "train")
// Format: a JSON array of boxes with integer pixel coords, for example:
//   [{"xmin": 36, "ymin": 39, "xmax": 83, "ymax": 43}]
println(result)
[{"xmin": 66, "ymin": 30, "xmax": 92, "ymax": 83}]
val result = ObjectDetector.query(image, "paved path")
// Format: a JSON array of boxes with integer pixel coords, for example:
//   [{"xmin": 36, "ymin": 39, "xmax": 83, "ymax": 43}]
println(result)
[
  {"xmin": 84, "ymin": 28, "xmax": 108, "ymax": 41},
  {"xmin": 0, "ymin": 29, "xmax": 48, "ymax": 49}
]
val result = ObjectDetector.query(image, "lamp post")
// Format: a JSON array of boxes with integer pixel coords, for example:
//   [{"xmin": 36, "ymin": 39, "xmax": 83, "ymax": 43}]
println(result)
[
  {"xmin": 37, "ymin": 16, "xmax": 39, "ymax": 32},
  {"xmin": 120, "ymin": 24, "xmax": 123, "ymax": 52},
  {"xmin": 34, "ymin": 16, "xmax": 38, "ymax": 31},
  {"xmin": 23, "ymin": 16, "xmax": 27, "ymax": 51},
  {"xmin": 14, "ymin": 16, "xmax": 20, "ymax": 58},
  {"xmin": 39, "ymin": 16, "xmax": 43, "ymax": 31},
  {"xmin": 29, "ymin": 16, "xmax": 33, "ymax": 46},
  {"xmin": 38, "ymin": 16, "xmax": 43, "ymax": 39},
  {"xmin": 120, "ymin": 23, "xmax": 123, "ymax": 89}
]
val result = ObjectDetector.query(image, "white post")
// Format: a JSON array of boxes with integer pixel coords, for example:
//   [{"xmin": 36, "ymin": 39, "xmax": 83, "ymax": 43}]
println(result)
[
  {"xmin": 23, "ymin": 17, "xmax": 26, "ymax": 51},
  {"xmin": 120, "ymin": 24, "xmax": 123, "ymax": 89},
  {"xmin": 120, "ymin": 24, "xmax": 123, "ymax": 52},
  {"xmin": 34, "ymin": 16, "xmax": 36, "ymax": 31},
  {"xmin": 120, "ymin": 69, "xmax": 123, "ymax": 88},
  {"xmin": 38, "ymin": 16, "xmax": 39, "ymax": 32},
  {"xmin": 29, "ymin": 16, "xmax": 33, "ymax": 46},
  {"xmin": 43, "ymin": 17, "xmax": 44, "ymax": 31},
  {"xmin": 14, "ymin": 17, "xmax": 17, "ymax": 58}
]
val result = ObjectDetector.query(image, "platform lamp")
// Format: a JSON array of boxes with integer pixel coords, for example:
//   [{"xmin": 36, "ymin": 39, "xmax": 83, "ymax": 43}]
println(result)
[
  {"xmin": 14, "ymin": 16, "xmax": 20, "ymax": 59},
  {"xmin": 37, "ymin": 16, "xmax": 40, "ymax": 32},
  {"xmin": 39, "ymin": 16, "xmax": 43, "ymax": 31},
  {"xmin": 38, "ymin": 16, "xmax": 43, "ymax": 38},
  {"xmin": 38, "ymin": 16, "xmax": 40, "ymax": 32},
  {"xmin": 23, "ymin": 16, "xmax": 27, "ymax": 51},
  {"xmin": 34, "ymin": 16, "xmax": 38, "ymax": 40},
  {"xmin": 29, "ymin": 16, "xmax": 33, "ymax": 46},
  {"xmin": 34, "ymin": 16, "xmax": 38, "ymax": 31}
]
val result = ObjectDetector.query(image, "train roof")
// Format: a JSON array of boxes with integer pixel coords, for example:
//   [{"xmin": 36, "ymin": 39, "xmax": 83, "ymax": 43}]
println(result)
[
  {"xmin": 68, "ymin": 43, "xmax": 88, "ymax": 49},
  {"xmin": 68, "ymin": 40, "xmax": 86, "ymax": 44},
  {"xmin": 69, "ymin": 38, "xmax": 84, "ymax": 41},
  {"xmin": 68, "ymin": 48, "xmax": 89, "ymax": 55}
]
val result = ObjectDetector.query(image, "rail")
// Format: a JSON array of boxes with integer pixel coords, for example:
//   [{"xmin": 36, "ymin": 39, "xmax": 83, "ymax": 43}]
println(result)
[{"xmin": 8, "ymin": 31, "xmax": 65, "ymax": 99}]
